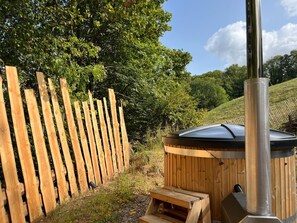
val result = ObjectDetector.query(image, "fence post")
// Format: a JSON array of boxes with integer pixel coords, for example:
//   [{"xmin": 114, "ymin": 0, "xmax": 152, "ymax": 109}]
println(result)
[
  {"xmin": 6, "ymin": 66, "xmax": 43, "ymax": 220},
  {"xmin": 0, "ymin": 76, "xmax": 26, "ymax": 223},
  {"xmin": 48, "ymin": 78, "xmax": 78, "ymax": 196},
  {"xmin": 25, "ymin": 89, "xmax": 57, "ymax": 214},
  {"xmin": 88, "ymin": 93, "xmax": 112, "ymax": 180},
  {"xmin": 74, "ymin": 101, "xmax": 96, "ymax": 184},
  {"xmin": 37, "ymin": 73, "xmax": 69, "ymax": 203},
  {"xmin": 83, "ymin": 101, "xmax": 105, "ymax": 184},
  {"xmin": 119, "ymin": 106, "xmax": 130, "ymax": 169},
  {"xmin": 103, "ymin": 97, "xmax": 118, "ymax": 174},
  {"xmin": 108, "ymin": 89, "xmax": 124, "ymax": 172},
  {"xmin": 97, "ymin": 99, "xmax": 114, "ymax": 177},
  {"xmin": 60, "ymin": 79, "xmax": 88, "ymax": 192}
]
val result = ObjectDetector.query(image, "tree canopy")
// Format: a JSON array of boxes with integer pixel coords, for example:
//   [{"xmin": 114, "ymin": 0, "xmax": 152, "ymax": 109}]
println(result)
[
  {"xmin": 264, "ymin": 50, "xmax": 297, "ymax": 85},
  {"xmin": 190, "ymin": 74, "xmax": 228, "ymax": 110},
  {"xmin": 0, "ymin": 0, "xmax": 199, "ymax": 139}
]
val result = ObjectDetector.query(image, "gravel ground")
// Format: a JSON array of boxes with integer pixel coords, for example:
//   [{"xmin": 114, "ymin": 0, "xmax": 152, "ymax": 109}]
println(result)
[{"xmin": 118, "ymin": 194, "xmax": 151, "ymax": 223}]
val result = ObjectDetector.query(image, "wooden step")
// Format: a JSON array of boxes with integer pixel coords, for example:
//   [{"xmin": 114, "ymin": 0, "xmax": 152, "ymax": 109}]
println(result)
[
  {"xmin": 150, "ymin": 188, "xmax": 200, "ymax": 209},
  {"xmin": 139, "ymin": 214, "xmax": 173, "ymax": 223},
  {"xmin": 154, "ymin": 213, "xmax": 185, "ymax": 223},
  {"xmin": 163, "ymin": 187, "xmax": 209, "ymax": 199}
]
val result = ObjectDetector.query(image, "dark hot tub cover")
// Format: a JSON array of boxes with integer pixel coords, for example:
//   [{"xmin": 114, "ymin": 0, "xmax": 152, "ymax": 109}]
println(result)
[{"xmin": 163, "ymin": 124, "xmax": 297, "ymax": 149}]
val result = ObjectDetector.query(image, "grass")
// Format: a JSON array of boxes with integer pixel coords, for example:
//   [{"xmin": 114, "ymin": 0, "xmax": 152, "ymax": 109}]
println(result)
[
  {"xmin": 37, "ymin": 138, "xmax": 165, "ymax": 223},
  {"xmin": 202, "ymin": 78, "xmax": 297, "ymax": 129}
]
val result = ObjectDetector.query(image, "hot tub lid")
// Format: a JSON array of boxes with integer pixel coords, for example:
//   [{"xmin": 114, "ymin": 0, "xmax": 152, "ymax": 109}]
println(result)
[{"xmin": 163, "ymin": 124, "xmax": 297, "ymax": 149}]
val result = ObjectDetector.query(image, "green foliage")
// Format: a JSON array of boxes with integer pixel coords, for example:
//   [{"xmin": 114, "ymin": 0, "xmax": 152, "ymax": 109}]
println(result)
[
  {"xmin": 0, "ymin": 0, "xmax": 201, "ymax": 139},
  {"xmin": 190, "ymin": 76, "xmax": 229, "ymax": 110},
  {"xmin": 0, "ymin": 0, "xmax": 105, "ymax": 98},
  {"xmin": 264, "ymin": 50, "xmax": 297, "ymax": 85},
  {"xmin": 222, "ymin": 64, "xmax": 247, "ymax": 99},
  {"xmin": 133, "ymin": 126, "xmax": 177, "ymax": 152}
]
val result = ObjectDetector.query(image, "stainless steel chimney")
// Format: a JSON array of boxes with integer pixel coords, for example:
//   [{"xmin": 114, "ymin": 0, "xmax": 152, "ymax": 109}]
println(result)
[
  {"xmin": 244, "ymin": 0, "xmax": 272, "ymax": 216},
  {"xmin": 222, "ymin": 0, "xmax": 282, "ymax": 222}
]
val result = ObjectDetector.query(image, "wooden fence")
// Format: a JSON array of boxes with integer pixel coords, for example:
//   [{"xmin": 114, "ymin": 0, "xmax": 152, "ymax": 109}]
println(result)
[{"xmin": 0, "ymin": 66, "xmax": 130, "ymax": 223}]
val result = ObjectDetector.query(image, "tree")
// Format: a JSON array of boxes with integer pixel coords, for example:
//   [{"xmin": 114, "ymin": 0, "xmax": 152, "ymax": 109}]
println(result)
[
  {"xmin": 222, "ymin": 64, "xmax": 247, "ymax": 99},
  {"xmin": 264, "ymin": 50, "xmax": 297, "ymax": 85},
  {"xmin": 0, "ymin": 0, "xmax": 199, "ymax": 139},
  {"xmin": 0, "ymin": 0, "xmax": 105, "ymax": 95},
  {"xmin": 190, "ymin": 76, "xmax": 229, "ymax": 110},
  {"xmin": 200, "ymin": 70, "xmax": 224, "ymax": 84}
]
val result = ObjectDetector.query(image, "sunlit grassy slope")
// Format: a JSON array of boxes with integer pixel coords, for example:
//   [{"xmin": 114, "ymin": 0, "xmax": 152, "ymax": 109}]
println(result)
[{"xmin": 202, "ymin": 78, "xmax": 297, "ymax": 129}]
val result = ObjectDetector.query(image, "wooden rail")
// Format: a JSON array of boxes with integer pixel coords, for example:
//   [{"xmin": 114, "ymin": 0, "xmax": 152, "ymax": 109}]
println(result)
[{"xmin": 0, "ymin": 66, "xmax": 130, "ymax": 222}]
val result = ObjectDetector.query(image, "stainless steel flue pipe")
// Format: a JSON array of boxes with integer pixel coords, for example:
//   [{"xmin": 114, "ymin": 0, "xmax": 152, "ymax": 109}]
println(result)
[
  {"xmin": 246, "ymin": 0, "xmax": 263, "ymax": 79},
  {"xmin": 245, "ymin": 0, "xmax": 272, "ymax": 216}
]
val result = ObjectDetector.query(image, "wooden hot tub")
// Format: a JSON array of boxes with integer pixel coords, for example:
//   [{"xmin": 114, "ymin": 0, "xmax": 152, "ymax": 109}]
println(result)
[{"xmin": 163, "ymin": 124, "xmax": 297, "ymax": 222}]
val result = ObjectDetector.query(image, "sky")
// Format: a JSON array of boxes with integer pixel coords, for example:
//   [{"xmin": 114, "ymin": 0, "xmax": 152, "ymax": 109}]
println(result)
[{"xmin": 160, "ymin": 0, "xmax": 297, "ymax": 75}]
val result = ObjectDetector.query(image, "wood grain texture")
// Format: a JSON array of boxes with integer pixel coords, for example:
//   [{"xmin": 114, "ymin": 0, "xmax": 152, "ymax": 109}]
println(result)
[
  {"xmin": 108, "ymin": 89, "xmax": 123, "ymax": 172},
  {"xmin": 6, "ymin": 66, "xmax": 43, "ymax": 220},
  {"xmin": 119, "ymin": 106, "xmax": 129, "ymax": 169},
  {"xmin": 48, "ymin": 78, "xmax": 78, "ymax": 196},
  {"xmin": 0, "ymin": 76, "xmax": 26, "ymax": 223},
  {"xmin": 25, "ymin": 89, "xmax": 56, "ymax": 214},
  {"xmin": 74, "ymin": 101, "xmax": 95, "ymax": 184},
  {"xmin": 0, "ymin": 184, "xmax": 8, "ymax": 223},
  {"xmin": 60, "ymin": 78, "xmax": 88, "ymax": 192},
  {"xmin": 82, "ymin": 101, "xmax": 103, "ymax": 184},
  {"xmin": 103, "ymin": 97, "xmax": 118, "ymax": 174},
  {"xmin": 88, "ymin": 94, "xmax": 109, "ymax": 181},
  {"xmin": 37, "ymin": 72, "xmax": 69, "ymax": 203},
  {"xmin": 97, "ymin": 99, "xmax": 114, "ymax": 177}
]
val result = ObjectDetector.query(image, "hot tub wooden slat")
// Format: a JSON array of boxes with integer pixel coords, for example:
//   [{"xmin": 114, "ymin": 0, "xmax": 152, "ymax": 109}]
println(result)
[
  {"xmin": 164, "ymin": 145, "xmax": 296, "ymax": 222},
  {"xmin": 213, "ymin": 159, "xmax": 222, "ymax": 220},
  {"xmin": 177, "ymin": 154, "xmax": 181, "ymax": 188},
  {"xmin": 271, "ymin": 159, "xmax": 276, "ymax": 216},
  {"xmin": 275, "ymin": 158, "xmax": 281, "ymax": 217},
  {"xmin": 285, "ymin": 157, "xmax": 289, "ymax": 218},
  {"xmin": 230, "ymin": 160, "xmax": 237, "ymax": 193},
  {"xmin": 186, "ymin": 156, "xmax": 192, "ymax": 191},
  {"xmin": 280, "ymin": 158, "xmax": 285, "ymax": 219},
  {"xmin": 181, "ymin": 155, "xmax": 186, "ymax": 189},
  {"xmin": 289, "ymin": 157, "xmax": 296, "ymax": 216},
  {"xmin": 173, "ymin": 154, "xmax": 177, "ymax": 187},
  {"xmin": 200, "ymin": 157, "xmax": 206, "ymax": 193}
]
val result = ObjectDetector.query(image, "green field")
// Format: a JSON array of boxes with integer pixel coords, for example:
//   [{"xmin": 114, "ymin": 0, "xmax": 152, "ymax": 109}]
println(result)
[{"xmin": 202, "ymin": 78, "xmax": 297, "ymax": 130}]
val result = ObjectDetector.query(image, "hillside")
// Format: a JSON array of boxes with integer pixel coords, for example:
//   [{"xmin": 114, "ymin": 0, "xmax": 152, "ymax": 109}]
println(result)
[{"xmin": 202, "ymin": 78, "xmax": 297, "ymax": 130}]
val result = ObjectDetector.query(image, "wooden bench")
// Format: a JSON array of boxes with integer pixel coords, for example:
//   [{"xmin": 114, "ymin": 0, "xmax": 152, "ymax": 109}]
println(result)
[{"xmin": 139, "ymin": 187, "xmax": 211, "ymax": 223}]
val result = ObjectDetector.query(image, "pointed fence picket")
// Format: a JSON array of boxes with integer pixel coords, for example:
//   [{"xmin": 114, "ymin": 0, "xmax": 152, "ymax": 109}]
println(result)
[
  {"xmin": 103, "ymin": 97, "xmax": 118, "ymax": 174},
  {"xmin": 97, "ymin": 99, "xmax": 114, "ymax": 176},
  {"xmin": 6, "ymin": 66, "xmax": 43, "ymax": 221},
  {"xmin": 37, "ymin": 73, "xmax": 69, "ymax": 203},
  {"xmin": 0, "ymin": 77, "xmax": 26, "ymax": 223},
  {"xmin": 48, "ymin": 78, "xmax": 79, "ymax": 196},
  {"xmin": 74, "ymin": 101, "xmax": 96, "ymax": 184},
  {"xmin": 82, "ymin": 101, "xmax": 103, "ymax": 184},
  {"xmin": 108, "ymin": 89, "xmax": 124, "ymax": 172},
  {"xmin": 0, "ymin": 66, "xmax": 130, "ymax": 223},
  {"xmin": 25, "ymin": 89, "xmax": 57, "ymax": 214},
  {"xmin": 60, "ymin": 78, "xmax": 89, "ymax": 193}
]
